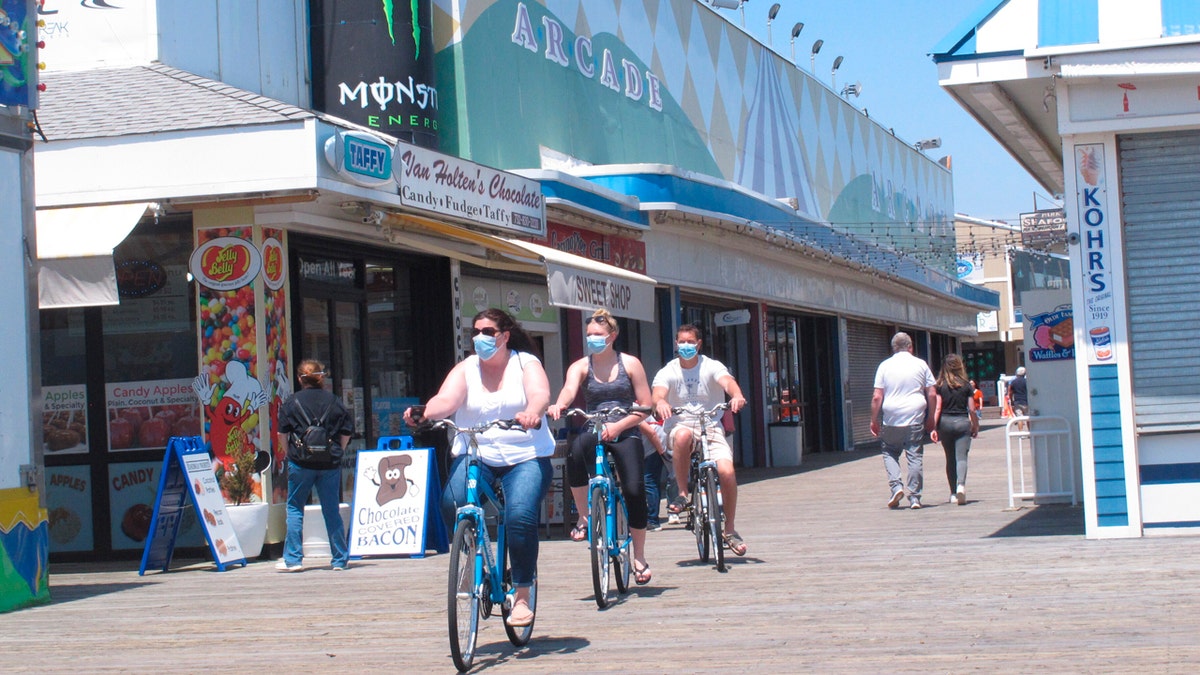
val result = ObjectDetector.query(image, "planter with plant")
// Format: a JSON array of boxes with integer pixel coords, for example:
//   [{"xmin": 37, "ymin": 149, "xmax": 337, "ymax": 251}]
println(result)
[{"xmin": 218, "ymin": 444, "xmax": 269, "ymax": 559}]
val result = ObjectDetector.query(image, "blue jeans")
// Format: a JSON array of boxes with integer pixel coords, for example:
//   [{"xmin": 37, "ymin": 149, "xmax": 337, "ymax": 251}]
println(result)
[
  {"xmin": 441, "ymin": 455, "xmax": 551, "ymax": 587},
  {"xmin": 644, "ymin": 451, "xmax": 665, "ymax": 526},
  {"xmin": 284, "ymin": 461, "xmax": 348, "ymax": 568}
]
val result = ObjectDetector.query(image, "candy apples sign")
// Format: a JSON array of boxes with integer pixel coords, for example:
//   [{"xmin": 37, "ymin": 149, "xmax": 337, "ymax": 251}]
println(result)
[
  {"xmin": 189, "ymin": 238, "xmax": 263, "ymax": 291},
  {"xmin": 261, "ymin": 237, "xmax": 286, "ymax": 291}
]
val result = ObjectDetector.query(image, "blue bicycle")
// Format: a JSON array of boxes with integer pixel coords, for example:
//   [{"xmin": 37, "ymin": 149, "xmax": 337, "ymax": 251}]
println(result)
[
  {"xmin": 418, "ymin": 414, "xmax": 537, "ymax": 672},
  {"xmin": 562, "ymin": 405, "xmax": 652, "ymax": 608}
]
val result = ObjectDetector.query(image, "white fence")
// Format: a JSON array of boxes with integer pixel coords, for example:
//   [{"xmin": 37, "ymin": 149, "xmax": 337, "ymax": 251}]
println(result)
[{"xmin": 1005, "ymin": 416, "xmax": 1077, "ymax": 509}]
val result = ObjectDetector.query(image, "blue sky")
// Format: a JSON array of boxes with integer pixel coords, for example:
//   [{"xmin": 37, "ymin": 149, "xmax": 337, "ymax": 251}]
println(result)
[{"xmin": 729, "ymin": 0, "xmax": 1058, "ymax": 225}]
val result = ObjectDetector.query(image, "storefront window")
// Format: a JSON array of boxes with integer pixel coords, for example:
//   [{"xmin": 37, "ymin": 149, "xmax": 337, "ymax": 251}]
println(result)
[
  {"xmin": 765, "ymin": 314, "xmax": 802, "ymax": 425},
  {"xmin": 367, "ymin": 263, "xmax": 417, "ymax": 440},
  {"xmin": 102, "ymin": 225, "xmax": 201, "ymax": 453}
]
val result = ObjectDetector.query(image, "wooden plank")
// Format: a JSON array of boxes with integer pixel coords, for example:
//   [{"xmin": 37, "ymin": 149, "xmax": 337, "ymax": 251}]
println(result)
[{"xmin": 3, "ymin": 421, "xmax": 1200, "ymax": 671}]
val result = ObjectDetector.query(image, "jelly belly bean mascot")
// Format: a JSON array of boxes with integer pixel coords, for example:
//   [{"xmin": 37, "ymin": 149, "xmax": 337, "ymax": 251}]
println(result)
[{"xmin": 192, "ymin": 361, "xmax": 271, "ymax": 475}]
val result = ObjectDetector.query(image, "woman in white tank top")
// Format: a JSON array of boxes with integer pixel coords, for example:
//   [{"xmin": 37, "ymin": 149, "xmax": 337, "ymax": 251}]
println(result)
[{"xmin": 404, "ymin": 308, "xmax": 552, "ymax": 629}]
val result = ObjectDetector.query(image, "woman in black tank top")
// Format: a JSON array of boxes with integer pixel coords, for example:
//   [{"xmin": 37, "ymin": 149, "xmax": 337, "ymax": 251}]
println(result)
[{"xmin": 548, "ymin": 309, "xmax": 656, "ymax": 585}]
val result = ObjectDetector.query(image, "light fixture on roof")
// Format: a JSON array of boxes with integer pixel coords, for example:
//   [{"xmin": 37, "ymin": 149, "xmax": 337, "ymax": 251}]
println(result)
[
  {"xmin": 810, "ymin": 39, "xmax": 823, "ymax": 72},
  {"xmin": 767, "ymin": 3, "xmax": 781, "ymax": 46},
  {"xmin": 831, "ymin": 55, "xmax": 844, "ymax": 90},
  {"xmin": 915, "ymin": 137, "xmax": 942, "ymax": 152},
  {"xmin": 709, "ymin": 0, "xmax": 746, "ymax": 27},
  {"xmin": 789, "ymin": 23, "xmax": 804, "ymax": 62}
]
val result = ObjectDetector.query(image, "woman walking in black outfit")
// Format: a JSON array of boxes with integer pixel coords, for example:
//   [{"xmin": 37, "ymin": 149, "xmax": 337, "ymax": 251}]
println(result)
[{"xmin": 931, "ymin": 354, "xmax": 979, "ymax": 505}]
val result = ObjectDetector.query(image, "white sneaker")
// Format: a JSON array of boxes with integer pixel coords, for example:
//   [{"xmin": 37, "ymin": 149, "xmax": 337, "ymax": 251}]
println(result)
[
  {"xmin": 956, "ymin": 486, "xmax": 966, "ymax": 505},
  {"xmin": 949, "ymin": 494, "xmax": 957, "ymax": 504},
  {"xmin": 887, "ymin": 490, "xmax": 904, "ymax": 509},
  {"xmin": 909, "ymin": 499, "xmax": 922, "ymax": 510},
  {"xmin": 667, "ymin": 513, "xmax": 681, "ymax": 525},
  {"xmin": 275, "ymin": 560, "xmax": 302, "ymax": 572}
]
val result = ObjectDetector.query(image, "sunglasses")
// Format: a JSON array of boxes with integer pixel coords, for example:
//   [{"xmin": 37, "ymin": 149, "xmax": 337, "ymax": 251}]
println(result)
[
  {"xmin": 587, "ymin": 316, "xmax": 610, "ymax": 325},
  {"xmin": 471, "ymin": 327, "xmax": 501, "ymax": 337}
]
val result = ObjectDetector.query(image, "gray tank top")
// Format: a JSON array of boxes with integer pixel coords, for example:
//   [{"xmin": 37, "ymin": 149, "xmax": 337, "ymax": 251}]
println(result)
[{"xmin": 584, "ymin": 353, "xmax": 636, "ymax": 421}]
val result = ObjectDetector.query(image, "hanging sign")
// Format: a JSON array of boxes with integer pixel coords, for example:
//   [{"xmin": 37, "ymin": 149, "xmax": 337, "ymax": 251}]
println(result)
[
  {"xmin": 139, "ymin": 436, "xmax": 247, "ymax": 574},
  {"xmin": 349, "ymin": 442, "xmax": 446, "ymax": 557}
]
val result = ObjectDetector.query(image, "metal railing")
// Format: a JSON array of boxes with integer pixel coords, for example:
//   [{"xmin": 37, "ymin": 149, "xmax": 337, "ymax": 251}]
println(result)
[{"xmin": 1005, "ymin": 415, "xmax": 1077, "ymax": 509}]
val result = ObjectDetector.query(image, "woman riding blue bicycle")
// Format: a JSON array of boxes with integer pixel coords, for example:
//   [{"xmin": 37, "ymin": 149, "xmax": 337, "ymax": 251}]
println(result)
[
  {"xmin": 404, "ymin": 308, "xmax": 554, "ymax": 629},
  {"xmin": 547, "ymin": 309, "xmax": 655, "ymax": 586}
]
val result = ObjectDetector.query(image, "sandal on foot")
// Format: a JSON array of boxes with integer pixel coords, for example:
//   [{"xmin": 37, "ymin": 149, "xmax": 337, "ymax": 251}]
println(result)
[
  {"xmin": 633, "ymin": 561, "xmax": 652, "ymax": 586},
  {"xmin": 506, "ymin": 603, "xmax": 534, "ymax": 627},
  {"xmin": 569, "ymin": 522, "xmax": 588, "ymax": 542},
  {"xmin": 723, "ymin": 531, "xmax": 748, "ymax": 557},
  {"xmin": 667, "ymin": 495, "xmax": 688, "ymax": 514}
]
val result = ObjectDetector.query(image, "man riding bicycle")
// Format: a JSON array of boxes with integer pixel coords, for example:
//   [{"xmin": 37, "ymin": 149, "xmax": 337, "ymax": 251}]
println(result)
[{"xmin": 651, "ymin": 324, "xmax": 749, "ymax": 556}]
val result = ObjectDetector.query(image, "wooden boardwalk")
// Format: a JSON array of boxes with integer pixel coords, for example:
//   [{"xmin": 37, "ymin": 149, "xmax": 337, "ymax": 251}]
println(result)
[{"xmin": 3, "ymin": 420, "xmax": 1199, "ymax": 673}]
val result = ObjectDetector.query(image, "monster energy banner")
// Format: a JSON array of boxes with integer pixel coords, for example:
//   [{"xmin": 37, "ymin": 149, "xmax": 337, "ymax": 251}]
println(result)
[{"xmin": 310, "ymin": 0, "xmax": 438, "ymax": 148}]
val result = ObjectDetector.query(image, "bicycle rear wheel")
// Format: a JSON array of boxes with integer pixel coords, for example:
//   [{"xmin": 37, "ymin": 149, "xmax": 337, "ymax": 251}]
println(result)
[
  {"xmin": 704, "ymin": 468, "xmax": 725, "ymax": 572},
  {"xmin": 502, "ymin": 554, "xmax": 537, "ymax": 646},
  {"xmin": 612, "ymin": 492, "xmax": 631, "ymax": 593},
  {"xmin": 693, "ymin": 474, "xmax": 710, "ymax": 563},
  {"xmin": 589, "ymin": 483, "xmax": 612, "ymax": 608},
  {"xmin": 448, "ymin": 520, "xmax": 480, "ymax": 672}
]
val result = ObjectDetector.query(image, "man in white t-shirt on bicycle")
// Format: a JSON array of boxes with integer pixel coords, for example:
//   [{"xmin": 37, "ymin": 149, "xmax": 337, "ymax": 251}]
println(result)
[{"xmin": 652, "ymin": 324, "xmax": 748, "ymax": 556}]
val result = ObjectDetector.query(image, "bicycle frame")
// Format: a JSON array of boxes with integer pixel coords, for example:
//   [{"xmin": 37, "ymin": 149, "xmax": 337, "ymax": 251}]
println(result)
[
  {"xmin": 672, "ymin": 402, "xmax": 730, "ymax": 572},
  {"xmin": 458, "ymin": 444, "xmax": 508, "ymax": 609}
]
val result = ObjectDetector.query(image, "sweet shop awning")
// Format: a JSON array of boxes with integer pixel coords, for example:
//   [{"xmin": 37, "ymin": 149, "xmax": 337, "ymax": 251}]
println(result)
[
  {"xmin": 36, "ymin": 203, "xmax": 150, "ymax": 309},
  {"xmin": 499, "ymin": 238, "xmax": 657, "ymax": 323}
]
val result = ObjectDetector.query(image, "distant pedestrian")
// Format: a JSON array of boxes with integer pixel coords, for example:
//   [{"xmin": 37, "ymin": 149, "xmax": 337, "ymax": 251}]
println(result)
[
  {"xmin": 870, "ymin": 332, "xmax": 936, "ymax": 509},
  {"xmin": 970, "ymin": 380, "xmax": 984, "ymax": 421},
  {"xmin": 1007, "ymin": 367, "xmax": 1028, "ymax": 417},
  {"xmin": 932, "ymin": 355, "xmax": 979, "ymax": 505}
]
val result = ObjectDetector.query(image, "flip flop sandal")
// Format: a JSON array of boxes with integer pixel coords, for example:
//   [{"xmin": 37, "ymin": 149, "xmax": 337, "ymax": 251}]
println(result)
[
  {"xmin": 569, "ymin": 522, "xmax": 588, "ymax": 542},
  {"xmin": 723, "ymin": 531, "xmax": 748, "ymax": 557},
  {"xmin": 667, "ymin": 496, "xmax": 688, "ymax": 514},
  {"xmin": 634, "ymin": 562, "xmax": 652, "ymax": 586}
]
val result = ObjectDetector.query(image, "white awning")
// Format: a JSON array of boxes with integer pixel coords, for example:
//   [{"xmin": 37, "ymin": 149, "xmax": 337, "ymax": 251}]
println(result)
[
  {"xmin": 36, "ymin": 203, "xmax": 149, "ymax": 309},
  {"xmin": 501, "ymin": 238, "xmax": 657, "ymax": 322}
]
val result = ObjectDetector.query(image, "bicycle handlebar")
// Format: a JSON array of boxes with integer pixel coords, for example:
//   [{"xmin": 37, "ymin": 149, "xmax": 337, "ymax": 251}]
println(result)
[
  {"xmin": 418, "ymin": 417, "xmax": 541, "ymax": 435},
  {"xmin": 668, "ymin": 401, "xmax": 732, "ymax": 418},
  {"xmin": 560, "ymin": 405, "xmax": 653, "ymax": 420}
]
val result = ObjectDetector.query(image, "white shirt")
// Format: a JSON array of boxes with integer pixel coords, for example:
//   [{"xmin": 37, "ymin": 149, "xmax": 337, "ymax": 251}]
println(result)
[
  {"xmin": 653, "ymin": 355, "xmax": 730, "ymax": 429},
  {"xmin": 873, "ymin": 351, "xmax": 935, "ymax": 427},
  {"xmin": 454, "ymin": 352, "xmax": 556, "ymax": 466}
]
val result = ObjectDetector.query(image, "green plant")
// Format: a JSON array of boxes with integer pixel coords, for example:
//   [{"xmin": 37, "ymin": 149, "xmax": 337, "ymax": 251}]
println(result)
[{"xmin": 218, "ymin": 444, "xmax": 258, "ymax": 505}]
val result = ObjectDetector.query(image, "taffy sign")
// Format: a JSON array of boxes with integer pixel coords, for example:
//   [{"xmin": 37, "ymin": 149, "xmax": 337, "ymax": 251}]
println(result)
[{"xmin": 189, "ymin": 237, "xmax": 262, "ymax": 291}]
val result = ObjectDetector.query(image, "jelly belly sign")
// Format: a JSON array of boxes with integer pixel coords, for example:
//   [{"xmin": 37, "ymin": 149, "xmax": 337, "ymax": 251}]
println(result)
[
  {"xmin": 189, "ymin": 237, "xmax": 263, "ymax": 291},
  {"xmin": 349, "ymin": 448, "xmax": 436, "ymax": 557}
]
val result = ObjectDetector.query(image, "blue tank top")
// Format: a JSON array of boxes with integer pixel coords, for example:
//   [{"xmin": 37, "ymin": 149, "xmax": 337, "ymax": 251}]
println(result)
[{"xmin": 584, "ymin": 352, "xmax": 637, "ymax": 421}]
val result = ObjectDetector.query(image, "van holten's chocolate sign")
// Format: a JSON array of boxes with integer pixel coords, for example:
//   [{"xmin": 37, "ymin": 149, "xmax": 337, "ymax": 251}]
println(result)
[{"xmin": 395, "ymin": 145, "xmax": 546, "ymax": 238}]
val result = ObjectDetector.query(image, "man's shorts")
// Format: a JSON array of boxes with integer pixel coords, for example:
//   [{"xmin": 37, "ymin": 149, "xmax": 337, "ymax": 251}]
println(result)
[
  {"xmin": 665, "ymin": 419, "xmax": 733, "ymax": 463},
  {"xmin": 1012, "ymin": 404, "xmax": 1029, "ymax": 416}
]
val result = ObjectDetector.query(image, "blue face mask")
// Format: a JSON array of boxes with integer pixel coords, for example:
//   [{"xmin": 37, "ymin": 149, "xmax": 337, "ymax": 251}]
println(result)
[
  {"xmin": 586, "ymin": 335, "xmax": 608, "ymax": 355},
  {"xmin": 473, "ymin": 335, "xmax": 499, "ymax": 361},
  {"xmin": 677, "ymin": 343, "xmax": 699, "ymax": 359}
]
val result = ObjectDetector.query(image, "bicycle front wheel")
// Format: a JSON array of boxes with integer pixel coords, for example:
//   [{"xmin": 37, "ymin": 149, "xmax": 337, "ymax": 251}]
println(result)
[
  {"xmin": 612, "ymin": 492, "xmax": 631, "ymax": 593},
  {"xmin": 589, "ymin": 483, "xmax": 612, "ymax": 608},
  {"xmin": 696, "ymin": 473, "xmax": 710, "ymax": 562},
  {"xmin": 704, "ymin": 468, "xmax": 725, "ymax": 572},
  {"xmin": 448, "ymin": 520, "xmax": 480, "ymax": 672}
]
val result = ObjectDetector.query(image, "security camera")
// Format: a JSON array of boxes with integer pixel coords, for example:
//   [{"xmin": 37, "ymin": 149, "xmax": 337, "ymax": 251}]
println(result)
[{"xmin": 362, "ymin": 210, "xmax": 384, "ymax": 225}]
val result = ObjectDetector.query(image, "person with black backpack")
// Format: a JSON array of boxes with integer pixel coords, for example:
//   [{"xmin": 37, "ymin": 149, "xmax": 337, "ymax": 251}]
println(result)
[{"xmin": 275, "ymin": 359, "xmax": 353, "ymax": 572}]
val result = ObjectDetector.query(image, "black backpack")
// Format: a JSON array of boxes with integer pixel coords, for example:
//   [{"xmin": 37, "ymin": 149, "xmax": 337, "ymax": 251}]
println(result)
[{"xmin": 290, "ymin": 401, "xmax": 336, "ymax": 463}]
